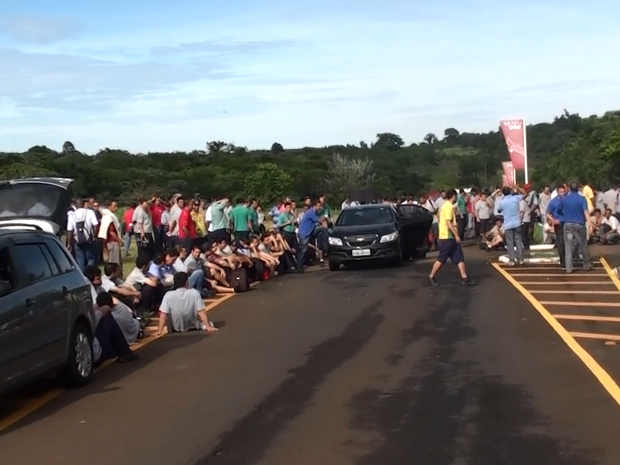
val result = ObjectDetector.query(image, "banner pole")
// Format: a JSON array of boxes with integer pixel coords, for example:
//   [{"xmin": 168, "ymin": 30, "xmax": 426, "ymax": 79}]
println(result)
[{"xmin": 523, "ymin": 118, "xmax": 529, "ymax": 184}]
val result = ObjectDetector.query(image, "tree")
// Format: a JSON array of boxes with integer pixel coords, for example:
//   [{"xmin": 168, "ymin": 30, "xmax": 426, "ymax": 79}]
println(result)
[
  {"xmin": 443, "ymin": 128, "xmax": 460, "ymax": 144},
  {"xmin": 375, "ymin": 133, "xmax": 404, "ymax": 151},
  {"xmin": 243, "ymin": 163, "xmax": 292, "ymax": 206},
  {"xmin": 271, "ymin": 142, "xmax": 284, "ymax": 154},
  {"xmin": 207, "ymin": 140, "xmax": 226, "ymax": 154},
  {"xmin": 323, "ymin": 153, "xmax": 375, "ymax": 199},
  {"xmin": 424, "ymin": 133, "xmax": 438, "ymax": 145},
  {"xmin": 62, "ymin": 141, "xmax": 76, "ymax": 153}
]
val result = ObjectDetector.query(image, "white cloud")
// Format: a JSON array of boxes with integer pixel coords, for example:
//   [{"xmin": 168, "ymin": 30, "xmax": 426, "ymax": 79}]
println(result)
[{"xmin": 0, "ymin": 14, "xmax": 86, "ymax": 44}]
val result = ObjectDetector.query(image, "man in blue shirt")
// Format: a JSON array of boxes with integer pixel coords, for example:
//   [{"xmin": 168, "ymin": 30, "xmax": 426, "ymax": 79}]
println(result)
[
  {"xmin": 497, "ymin": 186, "xmax": 524, "ymax": 265},
  {"xmin": 561, "ymin": 182, "xmax": 592, "ymax": 273},
  {"xmin": 546, "ymin": 184, "xmax": 566, "ymax": 269},
  {"xmin": 297, "ymin": 200, "xmax": 321, "ymax": 271}
]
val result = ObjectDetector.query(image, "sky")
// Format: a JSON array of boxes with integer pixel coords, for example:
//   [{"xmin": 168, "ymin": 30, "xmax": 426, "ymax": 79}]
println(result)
[{"xmin": 1, "ymin": 0, "xmax": 619, "ymax": 153}]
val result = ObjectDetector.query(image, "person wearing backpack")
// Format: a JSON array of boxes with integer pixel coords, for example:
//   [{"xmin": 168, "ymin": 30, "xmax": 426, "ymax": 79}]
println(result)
[{"xmin": 67, "ymin": 199, "xmax": 99, "ymax": 272}]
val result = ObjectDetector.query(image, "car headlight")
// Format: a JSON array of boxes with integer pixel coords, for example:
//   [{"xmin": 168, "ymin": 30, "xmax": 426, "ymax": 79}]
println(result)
[
  {"xmin": 328, "ymin": 237, "xmax": 343, "ymax": 246},
  {"xmin": 380, "ymin": 231, "xmax": 399, "ymax": 243}
]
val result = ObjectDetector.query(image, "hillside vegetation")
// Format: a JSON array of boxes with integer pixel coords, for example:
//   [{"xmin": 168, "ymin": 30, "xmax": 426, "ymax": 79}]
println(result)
[{"xmin": 1, "ymin": 109, "xmax": 619, "ymax": 205}]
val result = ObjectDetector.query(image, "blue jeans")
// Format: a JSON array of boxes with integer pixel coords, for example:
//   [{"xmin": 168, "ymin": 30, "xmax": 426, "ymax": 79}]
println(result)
[
  {"xmin": 75, "ymin": 243, "xmax": 96, "ymax": 272},
  {"xmin": 188, "ymin": 269, "xmax": 204, "ymax": 292},
  {"xmin": 313, "ymin": 227, "xmax": 328, "ymax": 252},
  {"xmin": 297, "ymin": 235, "xmax": 310, "ymax": 269},
  {"xmin": 564, "ymin": 222, "xmax": 590, "ymax": 272},
  {"xmin": 504, "ymin": 227, "xmax": 523, "ymax": 263}
]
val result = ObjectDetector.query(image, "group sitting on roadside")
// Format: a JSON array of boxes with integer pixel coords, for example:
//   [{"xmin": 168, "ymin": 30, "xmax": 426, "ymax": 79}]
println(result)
[{"xmin": 64, "ymin": 193, "xmax": 334, "ymax": 358}]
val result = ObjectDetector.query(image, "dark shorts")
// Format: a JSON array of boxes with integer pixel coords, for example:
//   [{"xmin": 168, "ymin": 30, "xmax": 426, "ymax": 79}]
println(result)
[
  {"xmin": 437, "ymin": 239, "xmax": 464, "ymax": 264},
  {"xmin": 211, "ymin": 229, "xmax": 231, "ymax": 244},
  {"xmin": 234, "ymin": 230, "xmax": 250, "ymax": 243}
]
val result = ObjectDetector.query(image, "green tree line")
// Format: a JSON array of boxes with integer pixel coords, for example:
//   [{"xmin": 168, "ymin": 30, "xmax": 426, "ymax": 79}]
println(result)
[{"xmin": 2, "ymin": 109, "xmax": 619, "ymax": 206}]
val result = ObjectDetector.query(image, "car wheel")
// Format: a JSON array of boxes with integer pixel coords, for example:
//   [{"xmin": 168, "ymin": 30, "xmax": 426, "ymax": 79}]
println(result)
[
  {"xmin": 328, "ymin": 261, "xmax": 340, "ymax": 271},
  {"xmin": 58, "ymin": 322, "xmax": 94, "ymax": 388}
]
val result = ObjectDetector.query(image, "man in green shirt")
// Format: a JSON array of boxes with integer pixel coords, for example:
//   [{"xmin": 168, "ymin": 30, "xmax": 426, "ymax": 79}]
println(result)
[
  {"xmin": 248, "ymin": 198, "xmax": 260, "ymax": 234},
  {"xmin": 317, "ymin": 194, "xmax": 332, "ymax": 220},
  {"xmin": 230, "ymin": 198, "xmax": 252, "ymax": 242},
  {"xmin": 209, "ymin": 198, "xmax": 230, "ymax": 243},
  {"xmin": 277, "ymin": 201, "xmax": 297, "ymax": 248}
]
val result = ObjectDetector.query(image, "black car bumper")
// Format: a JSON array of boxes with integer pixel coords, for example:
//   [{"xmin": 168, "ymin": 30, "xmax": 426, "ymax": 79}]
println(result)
[{"xmin": 328, "ymin": 241, "xmax": 400, "ymax": 263}]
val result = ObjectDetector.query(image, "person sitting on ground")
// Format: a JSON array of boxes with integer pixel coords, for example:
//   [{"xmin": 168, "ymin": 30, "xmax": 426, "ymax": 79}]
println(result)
[
  {"xmin": 263, "ymin": 231, "xmax": 297, "ymax": 271},
  {"xmin": 102, "ymin": 262, "xmax": 141, "ymax": 307},
  {"xmin": 205, "ymin": 241, "xmax": 238, "ymax": 270},
  {"xmin": 85, "ymin": 266, "xmax": 142, "ymax": 346},
  {"xmin": 589, "ymin": 209, "xmax": 603, "ymax": 243},
  {"xmin": 125, "ymin": 254, "xmax": 164, "ymax": 308},
  {"xmin": 185, "ymin": 245, "xmax": 235, "ymax": 293},
  {"xmin": 482, "ymin": 218, "xmax": 505, "ymax": 250},
  {"xmin": 150, "ymin": 249, "xmax": 177, "ymax": 287},
  {"xmin": 248, "ymin": 236, "xmax": 278, "ymax": 275},
  {"xmin": 601, "ymin": 208, "xmax": 620, "ymax": 244},
  {"xmin": 155, "ymin": 272, "xmax": 219, "ymax": 336},
  {"xmin": 172, "ymin": 245, "xmax": 205, "ymax": 292},
  {"xmin": 92, "ymin": 292, "xmax": 139, "ymax": 365}
]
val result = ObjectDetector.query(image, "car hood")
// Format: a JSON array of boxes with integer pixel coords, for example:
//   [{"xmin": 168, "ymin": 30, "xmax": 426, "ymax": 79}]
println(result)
[
  {"xmin": 331, "ymin": 223, "xmax": 396, "ymax": 238},
  {"xmin": 0, "ymin": 178, "xmax": 74, "ymax": 235}
]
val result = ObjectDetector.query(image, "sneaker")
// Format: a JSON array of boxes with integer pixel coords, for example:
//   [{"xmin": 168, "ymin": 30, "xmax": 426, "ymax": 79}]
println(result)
[
  {"xmin": 461, "ymin": 278, "xmax": 477, "ymax": 286},
  {"xmin": 504, "ymin": 261, "xmax": 515, "ymax": 267},
  {"xmin": 429, "ymin": 277, "xmax": 440, "ymax": 287}
]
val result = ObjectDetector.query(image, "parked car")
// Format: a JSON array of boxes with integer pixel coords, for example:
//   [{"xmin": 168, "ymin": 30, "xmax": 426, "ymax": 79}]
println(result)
[
  {"xmin": 327, "ymin": 203, "xmax": 432, "ymax": 271},
  {"xmin": 0, "ymin": 177, "xmax": 96, "ymax": 395}
]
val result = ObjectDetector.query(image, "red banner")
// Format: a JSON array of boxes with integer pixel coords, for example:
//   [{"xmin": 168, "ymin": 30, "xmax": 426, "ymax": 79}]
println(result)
[
  {"xmin": 500, "ymin": 119, "xmax": 525, "ymax": 169},
  {"xmin": 502, "ymin": 161, "xmax": 514, "ymax": 186}
]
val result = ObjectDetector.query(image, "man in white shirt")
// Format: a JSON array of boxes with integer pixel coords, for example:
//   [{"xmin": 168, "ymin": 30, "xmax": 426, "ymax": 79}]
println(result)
[
  {"xmin": 603, "ymin": 187, "xmax": 619, "ymax": 215},
  {"xmin": 66, "ymin": 199, "xmax": 99, "ymax": 272},
  {"xmin": 602, "ymin": 208, "xmax": 620, "ymax": 244}
]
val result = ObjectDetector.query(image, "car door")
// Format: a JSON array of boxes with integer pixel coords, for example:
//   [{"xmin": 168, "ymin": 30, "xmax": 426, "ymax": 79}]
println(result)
[
  {"xmin": 9, "ymin": 242, "xmax": 68, "ymax": 373},
  {"xmin": 0, "ymin": 242, "xmax": 47, "ymax": 388}
]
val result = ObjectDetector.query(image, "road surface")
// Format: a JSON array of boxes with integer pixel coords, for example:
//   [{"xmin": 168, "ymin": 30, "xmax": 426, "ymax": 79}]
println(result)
[{"xmin": 2, "ymin": 248, "xmax": 620, "ymax": 465}]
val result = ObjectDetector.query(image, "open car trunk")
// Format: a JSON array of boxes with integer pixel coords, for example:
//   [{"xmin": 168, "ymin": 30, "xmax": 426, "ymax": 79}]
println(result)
[
  {"xmin": 396, "ymin": 204, "xmax": 433, "ymax": 255},
  {"xmin": 0, "ymin": 178, "xmax": 74, "ymax": 235}
]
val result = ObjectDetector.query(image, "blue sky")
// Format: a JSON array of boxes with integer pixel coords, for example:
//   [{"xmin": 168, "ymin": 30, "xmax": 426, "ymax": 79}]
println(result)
[{"xmin": 1, "ymin": 0, "xmax": 619, "ymax": 153}]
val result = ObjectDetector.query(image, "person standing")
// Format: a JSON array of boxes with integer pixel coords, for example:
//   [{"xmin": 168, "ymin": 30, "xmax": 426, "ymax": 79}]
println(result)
[
  {"xmin": 230, "ymin": 198, "xmax": 252, "ymax": 243},
  {"xmin": 562, "ymin": 182, "xmax": 592, "ymax": 273},
  {"xmin": 520, "ymin": 185, "xmax": 538, "ymax": 250},
  {"xmin": 538, "ymin": 186, "xmax": 552, "ymax": 243},
  {"xmin": 546, "ymin": 184, "xmax": 567, "ymax": 270},
  {"xmin": 474, "ymin": 192, "xmax": 491, "ymax": 236},
  {"xmin": 497, "ymin": 186, "xmax": 524, "ymax": 266},
  {"xmin": 132, "ymin": 198, "xmax": 155, "ymax": 260},
  {"xmin": 428, "ymin": 189, "xmax": 475, "ymax": 287}
]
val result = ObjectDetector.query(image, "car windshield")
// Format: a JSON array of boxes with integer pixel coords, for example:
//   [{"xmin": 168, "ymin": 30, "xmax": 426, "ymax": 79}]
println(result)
[{"xmin": 336, "ymin": 207, "xmax": 394, "ymax": 226}]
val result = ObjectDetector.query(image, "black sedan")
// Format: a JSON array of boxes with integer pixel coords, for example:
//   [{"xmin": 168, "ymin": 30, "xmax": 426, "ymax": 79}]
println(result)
[{"xmin": 327, "ymin": 203, "xmax": 432, "ymax": 271}]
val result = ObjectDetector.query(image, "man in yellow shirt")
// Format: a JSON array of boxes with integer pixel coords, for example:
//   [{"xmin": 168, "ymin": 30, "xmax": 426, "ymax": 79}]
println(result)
[
  {"xmin": 581, "ymin": 182, "xmax": 595, "ymax": 213},
  {"xmin": 429, "ymin": 189, "xmax": 475, "ymax": 287}
]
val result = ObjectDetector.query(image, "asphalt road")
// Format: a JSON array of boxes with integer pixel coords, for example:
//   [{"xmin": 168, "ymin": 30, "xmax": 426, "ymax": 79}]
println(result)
[{"xmin": 2, "ymin": 248, "xmax": 620, "ymax": 465}]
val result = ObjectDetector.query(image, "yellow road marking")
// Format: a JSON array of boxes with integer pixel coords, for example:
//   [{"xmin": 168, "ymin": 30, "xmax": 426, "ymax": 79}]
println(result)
[
  {"xmin": 570, "ymin": 332, "xmax": 620, "ymax": 341},
  {"xmin": 519, "ymin": 281, "xmax": 613, "ymax": 285},
  {"xmin": 541, "ymin": 301, "xmax": 620, "ymax": 307},
  {"xmin": 531, "ymin": 290, "xmax": 618, "ymax": 295},
  {"xmin": 510, "ymin": 273, "xmax": 606, "ymax": 277},
  {"xmin": 601, "ymin": 257, "xmax": 620, "ymax": 294},
  {"xmin": 0, "ymin": 286, "xmax": 244, "ymax": 433},
  {"xmin": 554, "ymin": 314, "xmax": 620, "ymax": 322},
  {"xmin": 491, "ymin": 262, "xmax": 620, "ymax": 408}
]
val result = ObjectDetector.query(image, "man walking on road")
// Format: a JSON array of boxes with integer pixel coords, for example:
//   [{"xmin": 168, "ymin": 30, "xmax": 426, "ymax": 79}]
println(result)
[
  {"xmin": 546, "ymin": 184, "xmax": 567, "ymax": 270},
  {"xmin": 562, "ymin": 182, "xmax": 592, "ymax": 273},
  {"xmin": 428, "ymin": 189, "xmax": 475, "ymax": 287},
  {"xmin": 497, "ymin": 186, "xmax": 524, "ymax": 266}
]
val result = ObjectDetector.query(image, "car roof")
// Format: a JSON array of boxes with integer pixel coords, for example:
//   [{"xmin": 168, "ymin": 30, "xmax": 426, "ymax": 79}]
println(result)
[{"xmin": 343, "ymin": 203, "xmax": 396, "ymax": 211}]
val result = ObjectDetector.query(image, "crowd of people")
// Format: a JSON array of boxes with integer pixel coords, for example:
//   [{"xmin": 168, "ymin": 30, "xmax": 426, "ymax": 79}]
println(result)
[
  {"xmin": 61, "ymin": 194, "xmax": 335, "ymax": 363},
  {"xmin": 415, "ymin": 182, "xmax": 620, "ymax": 273}
]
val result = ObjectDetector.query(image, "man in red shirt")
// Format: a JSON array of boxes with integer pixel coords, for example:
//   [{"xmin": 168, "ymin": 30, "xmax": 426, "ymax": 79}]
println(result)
[
  {"xmin": 123, "ymin": 202, "xmax": 136, "ymax": 256},
  {"xmin": 178, "ymin": 201, "xmax": 197, "ymax": 251},
  {"xmin": 150, "ymin": 197, "xmax": 166, "ymax": 252}
]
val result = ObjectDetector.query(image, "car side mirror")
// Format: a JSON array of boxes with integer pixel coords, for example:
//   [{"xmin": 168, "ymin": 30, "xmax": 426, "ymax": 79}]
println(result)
[{"xmin": 0, "ymin": 280, "xmax": 13, "ymax": 298}]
